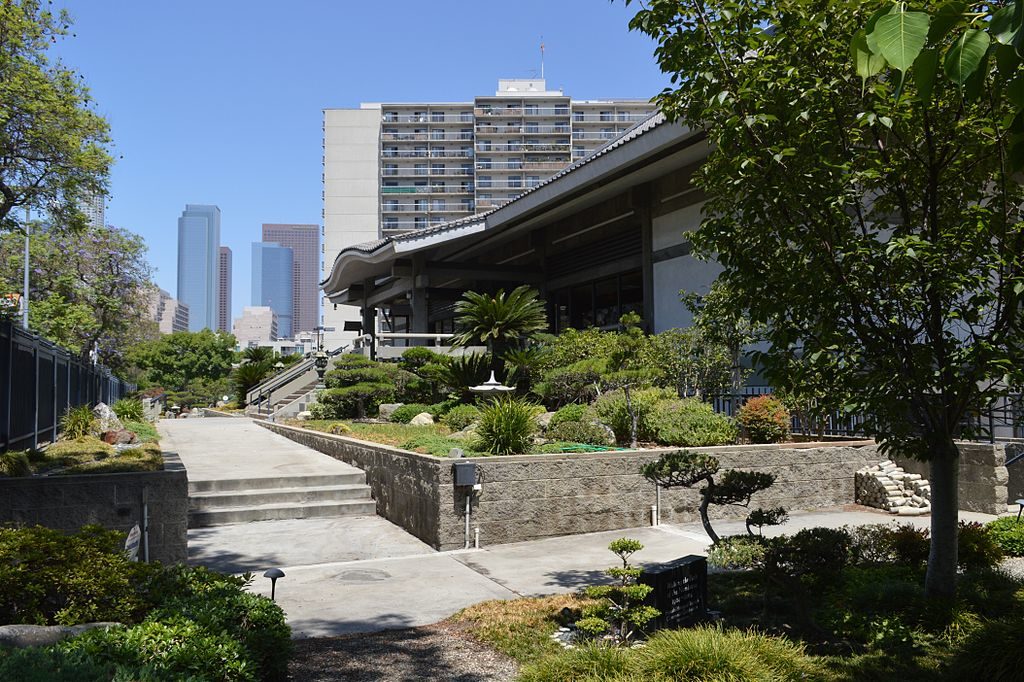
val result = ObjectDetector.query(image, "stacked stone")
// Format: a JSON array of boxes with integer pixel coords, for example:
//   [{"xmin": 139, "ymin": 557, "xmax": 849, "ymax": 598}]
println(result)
[{"xmin": 855, "ymin": 460, "xmax": 931, "ymax": 516}]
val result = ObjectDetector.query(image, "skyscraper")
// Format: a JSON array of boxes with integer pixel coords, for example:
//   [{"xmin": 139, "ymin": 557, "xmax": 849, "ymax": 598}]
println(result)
[
  {"xmin": 251, "ymin": 242, "xmax": 293, "ymax": 338},
  {"xmin": 81, "ymin": 191, "xmax": 105, "ymax": 230},
  {"xmin": 261, "ymin": 224, "xmax": 319, "ymax": 334},
  {"xmin": 321, "ymin": 78, "xmax": 654, "ymax": 346},
  {"xmin": 218, "ymin": 246, "xmax": 232, "ymax": 333},
  {"xmin": 177, "ymin": 204, "xmax": 221, "ymax": 331},
  {"xmin": 146, "ymin": 287, "xmax": 189, "ymax": 334}
]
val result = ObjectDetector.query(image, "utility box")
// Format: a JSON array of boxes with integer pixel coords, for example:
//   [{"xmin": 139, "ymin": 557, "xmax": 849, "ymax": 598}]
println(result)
[{"xmin": 453, "ymin": 461, "xmax": 477, "ymax": 487}]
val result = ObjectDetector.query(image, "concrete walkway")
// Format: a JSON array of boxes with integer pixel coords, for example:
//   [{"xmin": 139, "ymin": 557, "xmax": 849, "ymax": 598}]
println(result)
[{"xmin": 166, "ymin": 418, "xmax": 1005, "ymax": 638}]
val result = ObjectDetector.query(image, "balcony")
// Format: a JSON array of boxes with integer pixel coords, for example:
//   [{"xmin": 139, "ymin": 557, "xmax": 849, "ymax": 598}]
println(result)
[
  {"xmin": 475, "ymin": 198, "xmax": 513, "ymax": 210},
  {"xmin": 381, "ymin": 185, "xmax": 475, "ymax": 195},
  {"xmin": 475, "ymin": 183, "xmax": 528, "ymax": 191},
  {"xmin": 382, "ymin": 113, "xmax": 474, "ymax": 124},
  {"xmin": 475, "ymin": 143, "xmax": 569, "ymax": 154},
  {"xmin": 474, "ymin": 107, "xmax": 571, "ymax": 117},
  {"xmin": 381, "ymin": 203, "xmax": 474, "ymax": 213},
  {"xmin": 475, "ymin": 125, "xmax": 571, "ymax": 135},
  {"xmin": 382, "ymin": 150, "xmax": 474, "ymax": 159},
  {"xmin": 571, "ymin": 131, "xmax": 621, "ymax": 140},
  {"xmin": 570, "ymin": 113, "xmax": 651, "ymax": 123},
  {"xmin": 381, "ymin": 132, "xmax": 474, "ymax": 142},
  {"xmin": 382, "ymin": 168, "xmax": 474, "ymax": 177}
]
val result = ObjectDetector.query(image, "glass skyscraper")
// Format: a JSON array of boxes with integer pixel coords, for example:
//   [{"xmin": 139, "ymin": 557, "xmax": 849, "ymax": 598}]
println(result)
[
  {"xmin": 252, "ymin": 242, "xmax": 294, "ymax": 339},
  {"xmin": 177, "ymin": 204, "xmax": 221, "ymax": 331}
]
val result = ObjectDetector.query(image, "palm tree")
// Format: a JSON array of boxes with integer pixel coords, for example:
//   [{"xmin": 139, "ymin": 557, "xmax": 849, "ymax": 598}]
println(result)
[
  {"xmin": 241, "ymin": 346, "xmax": 274, "ymax": 364},
  {"xmin": 233, "ymin": 360, "xmax": 272, "ymax": 406},
  {"xmin": 451, "ymin": 286, "xmax": 548, "ymax": 372}
]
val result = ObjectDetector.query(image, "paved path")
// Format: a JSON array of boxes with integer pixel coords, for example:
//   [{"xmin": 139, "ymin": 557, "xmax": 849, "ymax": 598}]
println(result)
[{"xmin": 166, "ymin": 418, "xmax": 1005, "ymax": 638}]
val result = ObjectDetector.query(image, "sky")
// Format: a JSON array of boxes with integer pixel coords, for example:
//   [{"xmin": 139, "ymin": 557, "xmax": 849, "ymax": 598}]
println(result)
[{"xmin": 52, "ymin": 0, "xmax": 671, "ymax": 322}]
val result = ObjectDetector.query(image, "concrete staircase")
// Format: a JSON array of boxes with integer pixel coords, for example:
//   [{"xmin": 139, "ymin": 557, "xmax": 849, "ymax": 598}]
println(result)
[{"xmin": 188, "ymin": 472, "xmax": 376, "ymax": 528}]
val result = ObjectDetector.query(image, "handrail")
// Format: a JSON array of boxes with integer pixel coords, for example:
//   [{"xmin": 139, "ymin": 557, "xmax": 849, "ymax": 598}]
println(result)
[
  {"xmin": 246, "ymin": 345, "xmax": 349, "ymax": 409},
  {"xmin": 1007, "ymin": 450, "xmax": 1024, "ymax": 467}
]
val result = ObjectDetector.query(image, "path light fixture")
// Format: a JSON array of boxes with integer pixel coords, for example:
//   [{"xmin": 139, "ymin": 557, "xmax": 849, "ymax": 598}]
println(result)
[
  {"xmin": 469, "ymin": 371, "xmax": 513, "ymax": 397},
  {"xmin": 274, "ymin": 360, "xmax": 285, "ymax": 371},
  {"xmin": 264, "ymin": 567, "xmax": 285, "ymax": 601},
  {"xmin": 314, "ymin": 350, "xmax": 329, "ymax": 388}
]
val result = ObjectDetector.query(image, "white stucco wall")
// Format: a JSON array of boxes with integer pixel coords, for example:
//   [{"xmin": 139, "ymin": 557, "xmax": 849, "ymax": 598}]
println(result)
[{"xmin": 650, "ymin": 201, "xmax": 721, "ymax": 332}]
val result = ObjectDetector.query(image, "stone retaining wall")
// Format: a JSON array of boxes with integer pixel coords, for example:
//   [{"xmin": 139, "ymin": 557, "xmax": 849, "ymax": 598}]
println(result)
[
  {"xmin": 0, "ymin": 453, "xmax": 188, "ymax": 563},
  {"xmin": 261, "ymin": 422, "xmax": 878, "ymax": 551},
  {"xmin": 895, "ymin": 441, "xmax": 1009, "ymax": 515}
]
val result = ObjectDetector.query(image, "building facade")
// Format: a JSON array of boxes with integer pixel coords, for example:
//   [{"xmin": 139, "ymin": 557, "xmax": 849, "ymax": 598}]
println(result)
[
  {"xmin": 321, "ymin": 78, "xmax": 654, "ymax": 348},
  {"xmin": 81, "ymin": 192, "xmax": 105, "ymax": 230},
  {"xmin": 147, "ymin": 287, "xmax": 190, "ymax": 335},
  {"xmin": 176, "ymin": 204, "xmax": 221, "ymax": 331},
  {"xmin": 218, "ymin": 246, "xmax": 232, "ymax": 333},
  {"xmin": 251, "ymin": 242, "xmax": 294, "ymax": 339},
  {"xmin": 261, "ymin": 223, "xmax": 319, "ymax": 334},
  {"xmin": 232, "ymin": 306, "xmax": 278, "ymax": 347}
]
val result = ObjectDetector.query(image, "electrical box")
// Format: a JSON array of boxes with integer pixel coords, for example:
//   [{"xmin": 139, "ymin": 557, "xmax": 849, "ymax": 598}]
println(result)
[{"xmin": 453, "ymin": 461, "xmax": 477, "ymax": 487}]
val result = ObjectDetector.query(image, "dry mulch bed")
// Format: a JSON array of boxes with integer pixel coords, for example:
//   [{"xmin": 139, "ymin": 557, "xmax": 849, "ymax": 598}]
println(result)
[{"xmin": 289, "ymin": 621, "xmax": 518, "ymax": 682}]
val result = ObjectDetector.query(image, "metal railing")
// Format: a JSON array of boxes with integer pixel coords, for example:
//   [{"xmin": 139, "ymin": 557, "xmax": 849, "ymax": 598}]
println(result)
[
  {"xmin": 382, "ymin": 114, "xmax": 475, "ymax": 124},
  {"xmin": 381, "ymin": 150, "xmax": 474, "ymax": 159},
  {"xmin": 382, "ymin": 168, "xmax": 474, "ymax": 177},
  {"xmin": 382, "ymin": 204, "xmax": 474, "ymax": 213},
  {"xmin": 1, "ymin": 321, "xmax": 134, "ymax": 452},
  {"xmin": 476, "ymin": 143, "xmax": 569, "ymax": 153},
  {"xmin": 380, "ymin": 185, "xmax": 474, "ymax": 194},
  {"xmin": 381, "ymin": 132, "xmax": 475, "ymax": 141}
]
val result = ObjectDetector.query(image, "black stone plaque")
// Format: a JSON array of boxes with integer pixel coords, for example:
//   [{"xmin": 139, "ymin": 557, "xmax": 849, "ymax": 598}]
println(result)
[{"xmin": 640, "ymin": 555, "xmax": 708, "ymax": 629}]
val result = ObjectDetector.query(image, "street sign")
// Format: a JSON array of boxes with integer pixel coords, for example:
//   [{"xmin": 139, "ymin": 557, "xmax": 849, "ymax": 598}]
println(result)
[{"xmin": 124, "ymin": 524, "xmax": 141, "ymax": 562}]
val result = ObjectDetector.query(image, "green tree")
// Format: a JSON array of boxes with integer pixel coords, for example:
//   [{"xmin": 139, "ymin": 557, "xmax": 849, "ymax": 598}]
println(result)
[
  {"xmin": 604, "ymin": 312, "xmax": 657, "ymax": 448},
  {"xmin": 127, "ymin": 330, "xmax": 237, "ymax": 392},
  {"xmin": 627, "ymin": 0, "xmax": 1024, "ymax": 597},
  {"xmin": 0, "ymin": 1, "xmax": 111, "ymax": 232},
  {"xmin": 0, "ymin": 224, "xmax": 155, "ymax": 369},
  {"xmin": 451, "ymin": 286, "xmax": 548, "ymax": 372},
  {"xmin": 682, "ymin": 282, "xmax": 760, "ymax": 396}
]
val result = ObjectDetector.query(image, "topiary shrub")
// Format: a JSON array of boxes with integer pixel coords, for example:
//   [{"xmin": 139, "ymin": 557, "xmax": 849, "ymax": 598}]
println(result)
[
  {"xmin": 985, "ymin": 515, "xmax": 1024, "ymax": 556},
  {"xmin": 398, "ymin": 346, "xmax": 444, "ymax": 372},
  {"xmin": 635, "ymin": 626, "xmax": 823, "ymax": 682},
  {"xmin": 442, "ymin": 404, "xmax": 481, "ymax": 431},
  {"xmin": 389, "ymin": 403, "xmax": 433, "ymax": 423},
  {"xmin": 591, "ymin": 387, "xmax": 675, "ymax": 445},
  {"xmin": 546, "ymin": 420, "xmax": 614, "ymax": 446},
  {"xmin": 111, "ymin": 398, "xmax": 145, "ymax": 422},
  {"xmin": 736, "ymin": 395, "xmax": 790, "ymax": 443},
  {"xmin": 475, "ymin": 396, "xmax": 541, "ymax": 455},
  {"xmin": 576, "ymin": 539, "xmax": 659, "ymax": 645},
  {"xmin": 536, "ymin": 359, "xmax": 606, "ymax": 408},
  {"xmin": 648, "ymin": 397, "xmax": 738, "ymax": 446},
  {"xmin": 548, "ymin": 403, "xmax": 588, "ymax": 429}
]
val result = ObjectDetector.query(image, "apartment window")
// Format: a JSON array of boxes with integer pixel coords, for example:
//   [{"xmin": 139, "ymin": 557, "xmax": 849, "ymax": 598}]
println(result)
[
  {"xmin": 415, "ymin": 217, "xmax": 427, "ymax": 229},
  {"xmin": 414, "ymin": 180, "xmax": 427, "ymax": 188},
  {"xmin": 383, "ymin": 146, "xmax": 398, "ymax": 157},
  {"xmin": 600, "ymin": 111, "xmax": 613, "ymax": 121},
  {"xmin": 573, "ymin": 111, "xmax": 584, "ymax": 121},
  {"xmin": 555, "ymin": 105, "xmax": 569, "ymax": 115},
  {"xmin": 460, "ymin": 111, "xmax": 473, "ymax": 122},
  {"xmin": 384, "ymin": 199, "xmax": 399, "ymax": 211},
  {"xmin": 460, "ymin": 128, "xmax": 473, "ymax": 140},
  {"xmin": 414, "ymin": 199, "xmax": 426, "ymax": 210},
  {"xmin": 413, "ymin": 127, "xmax": 426, "ymax": 136},
  {"xmin": 414, "ymin": 146, "xmax": 427, "ymax": 156},
  {"xmin": 431, "ymin": 216, "xmax": 445, "ymax": 225},
  {"xmin": 479, "ymin": 140, "xmax": 491, "ymax": 152},
  {"xmin": 383, "ymin": 111, "xmax": 398, "ymax": 122},
  {"xmin": 508, "ymin": 158, "xmax": 522, "ymax": 169},
  {"xmin": 526, "ymin": 175, "xmax": 540, "ymax": 187},
  {"xmin": 478, "ymin": 157, "xmax": 491, "ymax": 169},
  {"xmin": 431, "ymin": 129, "xmax": 445, "ymax": 140},
  {"xmin": 478, "ymin": 175, "xmax": 492, "ymax": 188},
  {"xmin": 413, "ymin": 111, "xmax": 427, "ymax": 122},
  {"xmin": 508, "ymin": 176, "xmax": 522, "ymax": 188},
  {"xmin": 524, "ymin": 104, "xmax": 538, "ymax": 115},
  {"xmin": 461, "ymin": 181, "xmax": 473, "ymax": 192},
  {"xmin": 414, "ymin": 164, "xmax": 427, "ymax": 176},
  {"xmin": 461, "ymin": 163, "xmax": 473, "ymax": 174},
  {"xmin": 525, "ymin": 122, "xmax": 539, "ymax": 133},
  {"xmin": 383, "ymin": 164, "xmax": 398, "ymax": 176},
  {"xmin": 431, "ymin": 163, "xmax": 444, "ymax": 175},
  {"xmin": 602, "ymin": 128, "xmax": 614, "ymax": 138},
  {"xmin": 431, "ymin": 111, "xmax": 444, "ymax": 122},
  {"xmin": 431, "ymin": 199, "xmax": 446, "ymax": 210},
  {"xmin": 573, "ymin": 146, "xmax": 585, "ymax": 157},
  {"xmin": 431, "ymin": 146, "xmax": 446, "ymax": 157},
  {"xmin": 462, "ymin": 199, "xmax": 473, "ymax": 211},
  {"xmin": 383, "ymin": 181, "xmax": 398, "ymax": 187},
  {"xmin": 384, "ymin": 216, "xmax": 398, "ymax": 229}
]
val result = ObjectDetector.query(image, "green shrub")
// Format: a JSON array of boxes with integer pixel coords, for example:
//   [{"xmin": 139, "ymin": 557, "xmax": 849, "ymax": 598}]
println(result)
[
  {"xmin": 985, "ymin": 515, "xmax": 1024, "ymax": 556},
  {"xmin": 308, "ymin": 402, "xmax": 332, "ymax": 420},
  {"xmin": 518, "ymin": 645, "xmax": 635, "ymax": 682},
  {"xmin": 636, "ymin": 626, "xmax": 824, "ymax": 682},
  {"xmin": 475, "ymin": 396, "xmax": 541, "ymax": 455},
  {"xmin": 317, "ymin": 382, "xmax": 396, "ymax": 419},
  {"xmin": 60, "ymin": 404, "xmax": 95, "ymax": 440},
  {"xmin": 591, "ymin": 387, "xmax": 675, "ymax": 444},
  {"xmin": 736, "ymin": 395, "xmax": 790, "ymax": 443},
  {"xmin": 427, "ymin": 399, "xmax": 461, "ymax": 418},
  {"xmin": 60, "ymin": 618, "xmax": 253, "ymax": 681},
  {"xmin": 111, "ymin": 398, "xmax": 145, "ymax": 422},
  {"xmin": 536, "ymin": 359, "xmax": 605, "ymax": 407},
  {"xmin": 0, "ymin": 450, "xmax": 31, "ymax": 477},
  {"xmin": 401, "ymin": 434, "xmax": 477, "ymax": 457},
  {"xmin": 546, "ymin": 420, "xmax": 613, "ymax": 446},
  {"xmin": 769, "ymin": 527, "xmax": 852, "ymax": 579},
  {"xmin": 846, "ymin": 523, "xmax": 929, "ymax": 566},
  {"xmin": 124, "ymin": 420, "xmax": 159, "ymax": 443},
  {"xmin": 398, "ymin": 346, "xmax": 444, "ymax": 372},
  {"xmin": 0, "ymin": 647, "xmax": 114, "ymax": 682},
  {"xmin": 958, "ymin": 521, "xmax": 1004, "ymax": 570},
  {"xmin": 648, "ymin": 397, "xmax": 738, "ymax": 446},
  {"xmin": 577, "ymin": 539, "xmax": 659, "ymax": 644},
  {"xmin": 707, "ymin": 535, "xmax": 768, "ymax": 570},
  {"xmin": 389, "ymin": 403, "xmax": 433, "ymax": 423},
  {"xmin": 945, "ymin": 615, "xmax": 1024, "ymax": 681},
  {"xmin": 890, "ymin": 523, "xmax": 931, "ymax": 566},
  {"xmin": 442, "ymin": 404, "xmax": 481, "ymax": 430},
  {"xmin": 548, "ymin": 403, "xmax": 587, "ymax": 429}
]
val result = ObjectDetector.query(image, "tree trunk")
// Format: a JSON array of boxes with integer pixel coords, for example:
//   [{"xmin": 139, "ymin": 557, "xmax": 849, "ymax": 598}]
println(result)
[
  {"xmin": 926, "ymin": 439, "xmax": 959, "ymax": 599},
  {"xmin": 698, "ymin": 491, "xmax": 721, "ymax": 545},
  {"xmin": 624, "ymin": 384, "xmax": 638, "ymax": 449}
]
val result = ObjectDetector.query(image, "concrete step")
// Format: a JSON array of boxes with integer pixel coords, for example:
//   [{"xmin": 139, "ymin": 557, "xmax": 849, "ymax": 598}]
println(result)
[
  {"xmin": 188, "ymin": 499, "xmax": 378, "ymax": 528},
  {"xmin": 189, "ymin": 473, "xmax": 365, "ymax": 494},
  {"xmin": 189, "ymin": 484, "xmax": 371, "ymax": 511}
]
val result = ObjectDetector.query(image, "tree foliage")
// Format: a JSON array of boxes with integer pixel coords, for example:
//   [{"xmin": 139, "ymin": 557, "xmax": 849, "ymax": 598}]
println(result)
[
  {"xmin": 126, "ymin": 330, "xmax": 237, "ymax": 392},
  {"xmin": 0, "ymin": 224, "xmax": 155, "ymax": 369},
  {"xmin": 452, "ymin": 286, "xmax": 548, "ymax": 370},
  {"xmin": 627, "ymin": 0, "xmax": 1024, "ymax": 597},
  {"xmin": 0, "ymin": 1, "xmax": 111, "ymax": 232}
]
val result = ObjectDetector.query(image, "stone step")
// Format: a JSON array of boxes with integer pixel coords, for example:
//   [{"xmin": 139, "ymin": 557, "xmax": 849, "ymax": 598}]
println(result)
[
  {"xmin": 188, "ymin": 499, "xmax": 377, "ymax": 528},
  {"xmin": 188, "ymin": 473, "xmax": 364, "ymax": 494},
  {"xmin": 188, "ymin": 484, "xmax": 371, "ymax": 511}
]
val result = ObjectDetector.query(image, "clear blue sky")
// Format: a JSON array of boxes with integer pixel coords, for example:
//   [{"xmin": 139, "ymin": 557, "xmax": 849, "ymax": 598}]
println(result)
[{"xmin": 53, "ymin": 1, "xmax": 670, "ymax": 321}]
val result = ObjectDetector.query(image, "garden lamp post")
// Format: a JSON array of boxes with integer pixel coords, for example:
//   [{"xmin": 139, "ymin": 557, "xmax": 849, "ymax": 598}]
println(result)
[
  {"xmin": 469, "ymin": 371, "xmax": 514, "ymax": 398},
  {"xmin": 314, "ymin": 349, "xmax": 328, "ymax": 389},
  {"xmin": 263, "ymin": 567, "xmax": 285, "ymax": 601}
]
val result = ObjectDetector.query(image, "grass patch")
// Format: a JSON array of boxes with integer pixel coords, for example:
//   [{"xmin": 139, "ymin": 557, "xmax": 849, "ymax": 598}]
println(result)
[
  {"xmin": 450, "ymin": 594, "xmax": 594, "ymax": 664},
  {"xmin": 124, "ymin": 420, "xmax": 159, "ymax": 443},
  {"xmin": 30, "ymin": 437, "xmax": 163, "ymax": 475},
  {"xmin": 58, "ymin": 443, "xmax": 163, "ymax": 475}
]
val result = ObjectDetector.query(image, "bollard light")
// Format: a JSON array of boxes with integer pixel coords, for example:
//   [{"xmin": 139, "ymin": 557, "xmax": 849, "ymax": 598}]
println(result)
[{"xmin": 264, "ymin": 567, "xmax": 286, "ymax": 601}]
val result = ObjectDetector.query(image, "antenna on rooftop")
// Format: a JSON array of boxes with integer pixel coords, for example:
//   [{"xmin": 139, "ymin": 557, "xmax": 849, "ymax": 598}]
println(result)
[{"xmin": 540, "ymin": 37, "xmax": 545, "ymax": 80}]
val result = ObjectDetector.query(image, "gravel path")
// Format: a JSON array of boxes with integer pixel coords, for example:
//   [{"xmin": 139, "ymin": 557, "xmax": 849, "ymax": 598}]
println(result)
[{"xmin": 288, "ymin": 622, "xmax": 518, "ymax": 682}]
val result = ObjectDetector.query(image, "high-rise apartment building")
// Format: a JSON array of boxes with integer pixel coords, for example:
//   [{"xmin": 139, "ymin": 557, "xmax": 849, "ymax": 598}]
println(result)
[
  {"xmin": 176, "ymin": 204, "xmax": 221, "ymax": 331},
  {"xmin": 81, "ymin": 191, "xmax": 105, "ymax": 230},
  {"xmin": 321, "ymin": 78, "xmax": 654, "ymax": 346},
  {"xmin": 261, "ymin": 223, "xmax": 319, "ymax": 334},
  {"xmin": 218, "ymin": 246, "xmax": 232, "ymax": 333},
  {"xmin": 251, "ymin": 242, "xmax": 294, "ymax": 339},
  {"xmin": 147, "ymin": 287, "xmax": 189, "ymax": 334},
  {"xmin": 233, "ymin": 306, "xmax": 278, "ymax": 347}
]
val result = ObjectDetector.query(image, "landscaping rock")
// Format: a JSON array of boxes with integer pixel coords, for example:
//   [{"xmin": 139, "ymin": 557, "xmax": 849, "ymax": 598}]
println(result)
[
  {"xmin": 378, "ymin": 403, "xmax": 404, "ymax": 421},
  {"xmin": 100, "ymin": 429, "xmax": 137, "ymax": 445},
  {"xmin": 92, "ymin": 402, "xmax": 123, "ymax": 432},
  {"xmin": 410, "ymin": 412, "xmax": 434, "ymax": 426},
  {"xmin": 0, "ymin": 622, "xmax": 120, "ymax": 649},
  {"xmin": 450, "ymin": 425, "xmax": 478, "ymax": 440},
  {"xmin": 536, "ymin": 411, "xmax": 556, "ymax": 431},
  {"xmin": 296, "ymin": 411, "xmax": 312, "ymax": 421}
]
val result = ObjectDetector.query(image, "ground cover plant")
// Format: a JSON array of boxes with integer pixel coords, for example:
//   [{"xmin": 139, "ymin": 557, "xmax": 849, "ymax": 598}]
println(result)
[{"xmin": 0, "ymin": 525, "xmax": 290, "ymax": 681}]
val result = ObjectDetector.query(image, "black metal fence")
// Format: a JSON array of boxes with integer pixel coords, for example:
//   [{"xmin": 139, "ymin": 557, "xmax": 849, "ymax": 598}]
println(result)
[{"xmin": 0, "ymin": 321, "xmax": 134, "ymax": 452}]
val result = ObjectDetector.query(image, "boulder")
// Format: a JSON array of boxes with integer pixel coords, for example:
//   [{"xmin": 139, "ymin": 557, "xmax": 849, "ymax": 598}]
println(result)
[
  {"xmin": 296, "ymin": 411, "xmax": 312, "ymax": 421},
  {"xmin": 92, "ymin": 402, "xmax": 123, "ymax": 432},
  {"xmin": 450, "ymin": 424, "xmax": 479, "ymax": 440},
  {"xmin": 0, "ymin": 622, "xmax": 120, "ymax": 649},
  {"xmin": 409, "ymin": 412, "xmax": 434, "ymax": 426},
  {"xmin": 378, "ymin": 403, "xmax": 404, "ymax": 421},
  {"xmin": 536, "ymin": 411, "xmax": 557, "ymax": 431}
]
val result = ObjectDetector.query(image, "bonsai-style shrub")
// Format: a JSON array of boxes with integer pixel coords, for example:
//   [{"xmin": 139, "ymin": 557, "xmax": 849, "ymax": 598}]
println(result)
[
  {"xmin": 546, "ymin": 420, "xmax": 614, "ymax": 446},
  {"xmin": 389, "ymin": 403, "xmax": 433, "ymax": 423},
  {"xmin": 648, "ymin": 397, "xmax": 738, "ymax": 446},
  {"xmin": 398, "ymin": 346, "xmax": 444, "ymax": 372},
  {"xmin": 535, "ymin": 358, "xmax": 605, "ymax": 407},
  {"xmin": 736, "ymin": 395, "xmax": 791, "ymax": 444},
  {"xmin": 745, "ymin": 506, "xmax": 788, "ymax": 537},
  {"xmin": 591, "ymin": 387, "xmax": 675, "ymax": 445},
  {"xmin": 319, "ymin": 354, "xmax": 414, "ymax": 418},
  {"xmin": 641, "ymin": 450, "xmax": 776, "ymax": 544},
  {"xmin": 548, "ymin": 403, "xmax": 588, "ymax": 429},
  {"xmin": 111, "ymin": 398, "xmax": 145, "ymax": 422},
  {"xmin": 576, "ymin": 539, "xmax": 660, "ymax": 645},
  {"xmin": 985, "ymin": 516, "xmax": 1024, "ymax": 557},
  {"xmin": 441, "ymin": 404, "xmax": 481, "ymax": 431},
  {"xmin": 475, "ymin": 396, "xmax": 540, "ymax": 455}
]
